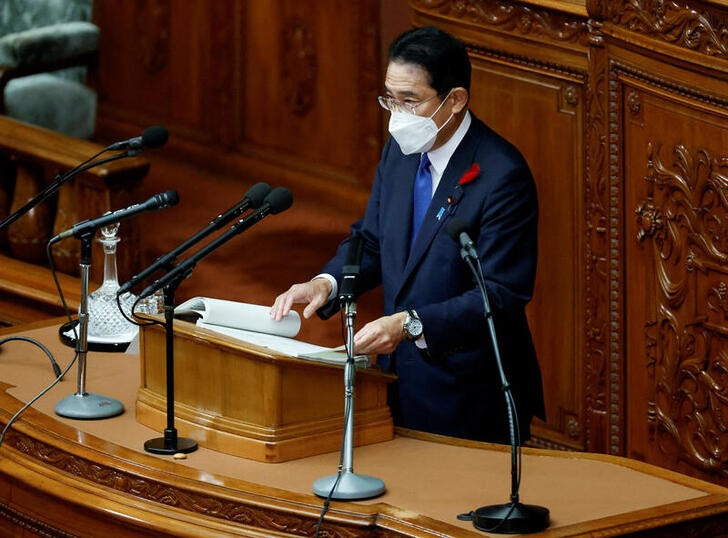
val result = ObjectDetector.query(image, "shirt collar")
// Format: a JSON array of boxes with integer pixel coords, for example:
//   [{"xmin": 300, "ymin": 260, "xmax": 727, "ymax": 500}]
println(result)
[{"xmin": 426, "ymin": 110, "xmax": 471, "ymax": 178}]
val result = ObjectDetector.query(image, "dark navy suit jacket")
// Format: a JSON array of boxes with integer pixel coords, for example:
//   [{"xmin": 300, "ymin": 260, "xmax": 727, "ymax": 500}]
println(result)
[{"xmin": 319, "ymin": 114, "xmax": 545, "ymax": 444}]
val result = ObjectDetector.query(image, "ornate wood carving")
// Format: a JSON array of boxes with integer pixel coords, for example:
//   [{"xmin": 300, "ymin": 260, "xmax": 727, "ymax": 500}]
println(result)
[
  {"xmin": 605, "ymin": 58, "xmax": 628, "ymax": 457},
  {"xmin": 2, "ymin": 429, "xmax": 397, "ymax": 537},
  {"xmin": 636, "ymin": 142, "xmax": 728, "ymax": 481},
  {"xmin": 584, "ymin": 21, "xmax": 611, "ymax": 453},
  {"xmin": 606, "ymin": 0, "xmax": 728, "ymax": 58},
  {"xmin": 411, "ymin": 0, "xmax": 590, "ymax": 46},
  {"xmin": 0, "ymin": 502, "xmax": 77, "ymax": 538}
]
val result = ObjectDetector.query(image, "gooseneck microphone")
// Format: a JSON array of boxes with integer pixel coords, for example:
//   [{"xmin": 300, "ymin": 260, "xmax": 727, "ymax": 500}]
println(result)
[
  {"xmin": 51, "ymin": 190, "xmax": 179, "ymax": 242},
  {"xmin": 446, "ymin": 217, "xmax": 549, "ymax": 534},
  {"xmin": 117, "ymin": 182, "xmax": 271, "ymax": 295},
  {"xmin": 445, "ymin": 218, "xmax": 478, "ymax": 259},
  {"xmin": 107, "ymin": 126, "xmax": 169, "ymax": 152},
  {"xmin": 138, "ymin": 187, "xmax": 293, "ymax": 299}
]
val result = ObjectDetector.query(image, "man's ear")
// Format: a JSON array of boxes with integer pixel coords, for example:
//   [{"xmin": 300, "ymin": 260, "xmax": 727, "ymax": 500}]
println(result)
[{"xmin": 450, "ymin": 87, "xmax": 469, "ymax": 114}]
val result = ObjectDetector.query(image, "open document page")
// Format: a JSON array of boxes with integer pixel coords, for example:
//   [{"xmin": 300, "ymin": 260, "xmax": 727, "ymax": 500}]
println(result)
[{"xmin": 174, "ymin": 297, "xmax": 369, "ymax": 366}]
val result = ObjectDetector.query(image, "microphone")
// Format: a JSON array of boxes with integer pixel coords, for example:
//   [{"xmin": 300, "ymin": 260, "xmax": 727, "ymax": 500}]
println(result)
[
  {"xmin": 338, "ymin": 235, "xmax": 364, "ymax": 303},
  {"xmin": 107, "ymin": 126, "xmax": 169, "ymax": 152},
  {"xmin": 117, "ymin": 182, "xmax": 271, "ymax": 295},
  {"xmin": 138, "ymin": 187, "xmax": 292, "ymax": 299},
  {"xmin": 446, "ymin": 217, "xmax": 478, "ymax": 259},
  {"xmin": 52, "ymin": 190, "xmax": 179, "ymax": 241},
  {"xmin": 212, "ymin": 182, "xmax": 272, "ymax": 228},
  {"xmin": 0, "ymin": 132, "xmax": 167, "ymax": 232},
  {"xmin": 447, "ymin": 218, "xmax": 550, "ymax": 534}
]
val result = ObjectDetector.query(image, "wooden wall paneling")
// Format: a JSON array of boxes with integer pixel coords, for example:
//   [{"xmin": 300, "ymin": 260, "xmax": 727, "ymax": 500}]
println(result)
[
  {"xmin": 95, "ymin": 0, "xmax": 237, "ymax": 145},
  {"xmin": 618, "ymin": 57, "xmax": 728, "ymax": 488},
  {"xmin": 238, "ymin": 1, "xmax": 382, "ymax": 191},
  {"xmin": 411, "ymin": 0, "xmax": 592, "ymax": 451},
  {"xmin": 470, "ymin": 58, "xmax": 587, "ymax": 451},
  {"xmin": 94, "ymin": 0, "xmax": 383, "ymax": 213},
  {"xmin": 582, "ymin": 5, "xmax": 613, "ymax": 456},
  {"xmin": 594, "ymin": 0, "xmax": 728, "ymax": 485}
]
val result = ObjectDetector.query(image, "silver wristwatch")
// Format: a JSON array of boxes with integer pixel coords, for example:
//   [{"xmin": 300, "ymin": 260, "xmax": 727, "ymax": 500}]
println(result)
[{"xmin": 403, "ymin": 309, "xmax": 423, "ymax": 340}]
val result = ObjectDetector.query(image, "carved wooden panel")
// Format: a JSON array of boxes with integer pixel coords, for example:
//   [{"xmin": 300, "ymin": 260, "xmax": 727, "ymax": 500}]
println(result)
[
  {"xmin": 583, "ymin": 16, "xmax": 612, "ymax": 455},
  {"xmin": 470, "ymin": 60, "xmax": 587, "ymax": 450},
  {"xmin": 623, "ymin": 79, "xmax": 728, "ymax": 486}
]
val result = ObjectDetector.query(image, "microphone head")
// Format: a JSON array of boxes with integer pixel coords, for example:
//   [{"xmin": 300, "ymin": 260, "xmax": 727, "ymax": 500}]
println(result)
[
  {"xmin": 445, "ymin": 217, "xmax": 469, "ymax": 242},
  {"xmin": 264, "ymin": 187, "xmax": 293, "ymax": 214},
  {"xmin": 141, "ymin": 126, "xmax": 169, "ymax": 149},
  {"xmin": 153, "ymin": 189, "xmax": 179, "ymax": 209},
  {"xmin": 245, "ymin": 182, "xmax": 272, "ymax": 209}
]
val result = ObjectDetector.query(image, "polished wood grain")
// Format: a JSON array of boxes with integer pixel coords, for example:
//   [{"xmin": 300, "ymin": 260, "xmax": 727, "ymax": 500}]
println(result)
[
  {"xmin": 1, "ymin": 320, "xmax": 728, "ymax": 537},
  {"xmin": 93, "ymin": 0, "xmax": 382, "ymax": 214},
  {"xmin": 0, "ymin": 255, "xmax": 81, "ymax": 326},
  {"xmin": 137, "ymin": 319, "xmax": 395, "ymax": 462}
]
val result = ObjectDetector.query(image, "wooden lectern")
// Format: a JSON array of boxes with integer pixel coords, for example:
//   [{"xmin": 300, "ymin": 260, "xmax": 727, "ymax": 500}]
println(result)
[{"xmin": 136, "ymin": 320, "xmax": 395, "ymax": 462}]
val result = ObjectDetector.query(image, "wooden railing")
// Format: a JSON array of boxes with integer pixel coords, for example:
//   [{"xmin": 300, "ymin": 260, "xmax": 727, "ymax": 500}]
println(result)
[{"xmin": 0, "ymin": 116, "xmax": 148, "ymax": 326}]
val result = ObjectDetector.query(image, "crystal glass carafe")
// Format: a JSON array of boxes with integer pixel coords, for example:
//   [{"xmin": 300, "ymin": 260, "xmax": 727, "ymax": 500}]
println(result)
[{"xmin": 87, "ymin": 223, "xmax": 137, "ymax": 341}]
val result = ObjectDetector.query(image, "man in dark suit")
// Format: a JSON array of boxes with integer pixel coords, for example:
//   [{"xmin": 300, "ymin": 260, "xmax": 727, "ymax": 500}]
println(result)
[{"xmin": 272, "ymin": 26, "xmax": 544, "ymax": 444}]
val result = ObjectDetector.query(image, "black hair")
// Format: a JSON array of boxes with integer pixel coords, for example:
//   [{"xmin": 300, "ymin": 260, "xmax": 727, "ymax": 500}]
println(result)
[{"xmin": 388, "ymin": 26, "xmax": 471, "ymax": 94}]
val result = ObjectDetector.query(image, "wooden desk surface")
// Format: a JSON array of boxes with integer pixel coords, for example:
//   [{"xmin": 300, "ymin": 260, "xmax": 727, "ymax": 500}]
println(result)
[{"xmin": 1, "ymin": 320, "xmax": 727, "ymax": 537}]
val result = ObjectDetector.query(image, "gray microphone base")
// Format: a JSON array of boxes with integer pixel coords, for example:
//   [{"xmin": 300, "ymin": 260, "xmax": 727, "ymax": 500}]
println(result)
[
  {"xmin": 55, "ymin": 392, "xmax": 124, "ymax": 419},
  {"xmin": 313, "ymin": 471, "xmax": 385, "ymax": 500}
]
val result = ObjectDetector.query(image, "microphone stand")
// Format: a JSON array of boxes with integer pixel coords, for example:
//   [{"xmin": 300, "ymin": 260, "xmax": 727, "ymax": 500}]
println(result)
[
  {"xmin": 459, "ymin": 249, "xmax": 549, "ymax": 534},
  {"xmin": 143, "ymin": 269, "xmax": 197, "ymax": 455},
  {"xmin": 137, "ymin": 200, "xmax": 280, "ymax": 301},
  {"xmin": 312, "ymin": 297, "xmax": 385, "ymax": 500},
  {"xmin": 118, "ymin": 183, "xmax": 270, "ymax": 296},
  {"xmin": 55, "ymin": 233, "xmax": 124, "ymax": 419},
  {"xmin": 140, "ymin": 190, "xmax": 292, "ymax": 452},
  {"xmin": 0, "ymin": 151, "xmax": 132, "ymax": 231}
]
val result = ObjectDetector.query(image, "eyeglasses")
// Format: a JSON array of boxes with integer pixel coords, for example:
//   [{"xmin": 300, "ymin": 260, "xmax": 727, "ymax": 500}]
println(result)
[{"xmin": 377, "ymin": 93, "xmax": 443, "ymax": 115}]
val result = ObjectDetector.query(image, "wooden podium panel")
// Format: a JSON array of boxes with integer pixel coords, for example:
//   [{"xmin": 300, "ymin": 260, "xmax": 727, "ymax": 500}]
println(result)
[{"xmin": 136, "ymin": 320, "xmax": 395, "ymax": 462}]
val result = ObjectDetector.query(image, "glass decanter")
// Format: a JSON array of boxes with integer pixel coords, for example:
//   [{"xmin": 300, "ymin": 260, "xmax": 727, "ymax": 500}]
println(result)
[{"xmin": 87, "ymin": 223, "xmax": 138, "ymax": 341}]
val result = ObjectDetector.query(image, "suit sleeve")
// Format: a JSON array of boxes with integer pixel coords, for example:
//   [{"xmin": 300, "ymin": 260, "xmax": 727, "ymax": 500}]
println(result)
[{"xmin": 315, "ymin": 141, "xmax": 394, "ymax": 319}]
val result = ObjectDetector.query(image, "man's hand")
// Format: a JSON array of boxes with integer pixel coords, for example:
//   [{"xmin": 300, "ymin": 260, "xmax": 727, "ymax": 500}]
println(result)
[
  {"xmin": 353, "ymin": 312, "xmax": 408, "ymax": 355},
  {"xmin": 270, "ymin": 278, "xmax": 333, "ymax": 320}
]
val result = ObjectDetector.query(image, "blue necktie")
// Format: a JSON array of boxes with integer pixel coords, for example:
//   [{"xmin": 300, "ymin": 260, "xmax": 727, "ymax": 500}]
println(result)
[{"xmin": 411, "ymin": 153, "xmax": 432, "ymax": 248}]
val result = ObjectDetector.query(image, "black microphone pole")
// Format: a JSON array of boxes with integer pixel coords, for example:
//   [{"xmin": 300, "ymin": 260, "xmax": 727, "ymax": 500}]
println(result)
[
  {"xmin": 446, "ymin": 218, "xmax": 549, "ymax": 534},
  {"xmin": 118, "ymin": 182, "xmax": 271, "ymax": 296},
  {"xmin": 138, "ymin": 187, "xmax": 293, "ymax": 300},
  {"xmin": 141, "ymin": 187, "xmax": 292, "ymax": 456}
]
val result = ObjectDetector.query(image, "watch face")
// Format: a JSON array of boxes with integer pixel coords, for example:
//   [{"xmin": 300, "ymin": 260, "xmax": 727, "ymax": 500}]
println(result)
[{"xmin": 405, "ymin": 317, "xmax": 423, "ymax": 338}]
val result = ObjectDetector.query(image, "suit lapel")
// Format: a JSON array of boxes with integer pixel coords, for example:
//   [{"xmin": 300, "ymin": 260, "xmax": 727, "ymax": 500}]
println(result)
[{"xmin": 396, "ymin": 121, "xmax": 482, "ymax": 298}]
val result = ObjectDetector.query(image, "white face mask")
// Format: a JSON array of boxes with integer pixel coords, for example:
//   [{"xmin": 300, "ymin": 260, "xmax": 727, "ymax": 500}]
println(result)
[{"xmin": 388, "ymin": 91, "xmax": 453, "ymax": 155}]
